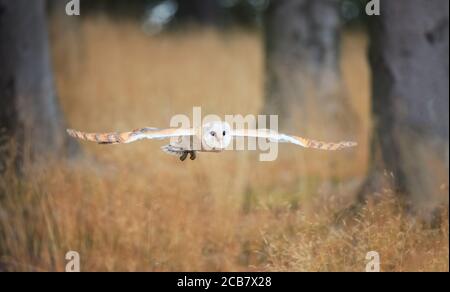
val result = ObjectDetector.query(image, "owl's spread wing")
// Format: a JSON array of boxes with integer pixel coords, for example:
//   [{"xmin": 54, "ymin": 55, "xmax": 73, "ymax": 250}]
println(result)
[
  {"xmin": 67, "ymin": 127, "xmax": 195, "ymax": 144},
  {"xmin": 230, "ymin": 129, "xmax": 357, "ymax": 150}
]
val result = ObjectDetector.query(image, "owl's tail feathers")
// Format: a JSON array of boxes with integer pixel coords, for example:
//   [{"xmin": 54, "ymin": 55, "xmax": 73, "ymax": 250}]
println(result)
[
  {"xmin": 161, "ymin": 144, "xmax": 185, "ymax": 156},
  {"xmin": 66, "ymin": 129, "xmax": 130, "ymax": 144},
  {"xmin": 161, "ymin": 145, "xmax": 196, "ymax": 161}
]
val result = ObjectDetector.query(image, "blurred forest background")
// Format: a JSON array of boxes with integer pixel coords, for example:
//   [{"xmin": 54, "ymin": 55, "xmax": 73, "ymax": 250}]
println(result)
[{"xmin": 0, "ymin": 0, "xmax": 448, "ymax": 271}]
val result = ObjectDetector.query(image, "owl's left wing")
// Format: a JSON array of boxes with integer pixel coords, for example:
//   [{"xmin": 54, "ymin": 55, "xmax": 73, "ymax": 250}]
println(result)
[
  {"xmin": 67, "ymin": 127, "xmax": 195, "ymax": 144},
  {"xmin": 230, "ymin": 129, "xmax": 357, "ymax": 151}
]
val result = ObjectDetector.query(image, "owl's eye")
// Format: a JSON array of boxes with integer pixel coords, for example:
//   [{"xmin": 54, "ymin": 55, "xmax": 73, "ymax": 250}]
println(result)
[
  {"xmin": 222, "ymin": 131, "xmax": 226, "ymax": 136},
  {"xmin": 210, "ymin": 131, "xmax": 216, "ymax": 137}
]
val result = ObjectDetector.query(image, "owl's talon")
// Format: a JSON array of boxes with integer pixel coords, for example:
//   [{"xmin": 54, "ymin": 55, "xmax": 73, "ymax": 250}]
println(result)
[
  {"xmin": 180, "ymin": 152, "xmax": 188, "ymax": 161},
  {"xmin": 189, "ymin": 151, "xmax": 196, "ymax": 160}
]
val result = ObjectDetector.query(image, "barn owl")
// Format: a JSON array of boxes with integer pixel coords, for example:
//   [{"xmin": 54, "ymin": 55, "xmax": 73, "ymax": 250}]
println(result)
[{"xmin": 67, "ymin": 121, "xmax": 357, "ymax": 161}]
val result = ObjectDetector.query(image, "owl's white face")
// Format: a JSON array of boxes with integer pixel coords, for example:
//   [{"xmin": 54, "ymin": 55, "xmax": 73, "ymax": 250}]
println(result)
[{"xmin": 202, "ymin": 121, "xmax": 232, "ymax": 151}]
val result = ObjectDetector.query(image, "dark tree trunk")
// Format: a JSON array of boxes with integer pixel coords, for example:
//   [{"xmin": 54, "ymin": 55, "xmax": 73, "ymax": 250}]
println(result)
[
  {"xmin": 263, "ymin": 0, "xmax": 358, "ymax": 186},
  {"xmin": 362, "ymin": 0, "xmax": 449, "ymax": 214},
  {"xmin": 177, "ymin": 0, "xmax": 221, "ymax": 26},
  {"xmin": 264, "ymin": 0, "xmax": 357, "ymax": 138},
  {"xmin": 0, "ymin": 0, "xmax": 78, "ymax": 171}
]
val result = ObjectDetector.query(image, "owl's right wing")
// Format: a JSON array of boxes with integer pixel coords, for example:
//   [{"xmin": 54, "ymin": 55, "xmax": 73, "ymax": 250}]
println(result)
[
  {"xmin": 231, "ymin": 129, "xmax": 357, "ymax": 151},
  {"xmin": 67, "ymin": 127, "xmax": 195, "ymax": 144}
]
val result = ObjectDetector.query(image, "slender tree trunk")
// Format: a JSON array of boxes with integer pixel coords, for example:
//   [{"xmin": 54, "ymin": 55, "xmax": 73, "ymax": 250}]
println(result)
[
  {"xmin": 362, "ymin": 0, "xmax": 449, "ymax": 215},
  {"xmin": 0, "ymin": 0, "xmax": 78, "ymax": 171},
  {"xmin": 263, "ymin": 0, "xmax": 358, "ymax": 186},
  {"xmin": 264, "ymin": 0, "xmax": 356, "ymax": 133}
]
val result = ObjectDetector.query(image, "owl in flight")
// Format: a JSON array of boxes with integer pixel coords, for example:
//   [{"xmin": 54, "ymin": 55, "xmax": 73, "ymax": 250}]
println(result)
[{"xmin": 67, "ymin": 121, "xmax": 357, "ymax": 161}]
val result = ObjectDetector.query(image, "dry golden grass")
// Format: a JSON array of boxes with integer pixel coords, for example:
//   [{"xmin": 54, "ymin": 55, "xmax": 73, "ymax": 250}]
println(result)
[{"xmin": 0, "ymin": 17, "xmax": 447, "ymax": 271}]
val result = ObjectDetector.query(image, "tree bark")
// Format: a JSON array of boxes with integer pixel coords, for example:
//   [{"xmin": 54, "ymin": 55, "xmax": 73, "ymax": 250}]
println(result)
[
  {"xmin": 263, "ymin": 0, "xmax": 358, "ymax": 185},
  {"xmin": 177, "ymin": 0, "xmax": 222, "ymax": 26},
  {"xmin": 264, "ymin": 0, "xmax": 357, "ymax": 137},
  {"xmin": 362, "ymin": 0, "xmax": 449, "ymax": 214},
  {"xmin": 0, "ymin": 0, "xmax": 78, "ymax": 171}
]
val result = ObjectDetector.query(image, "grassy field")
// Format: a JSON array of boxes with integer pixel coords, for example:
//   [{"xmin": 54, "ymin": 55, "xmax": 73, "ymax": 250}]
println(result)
[{"xmin": 0, "ymin": 17, "xmax": 448, "ymax": 271}]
